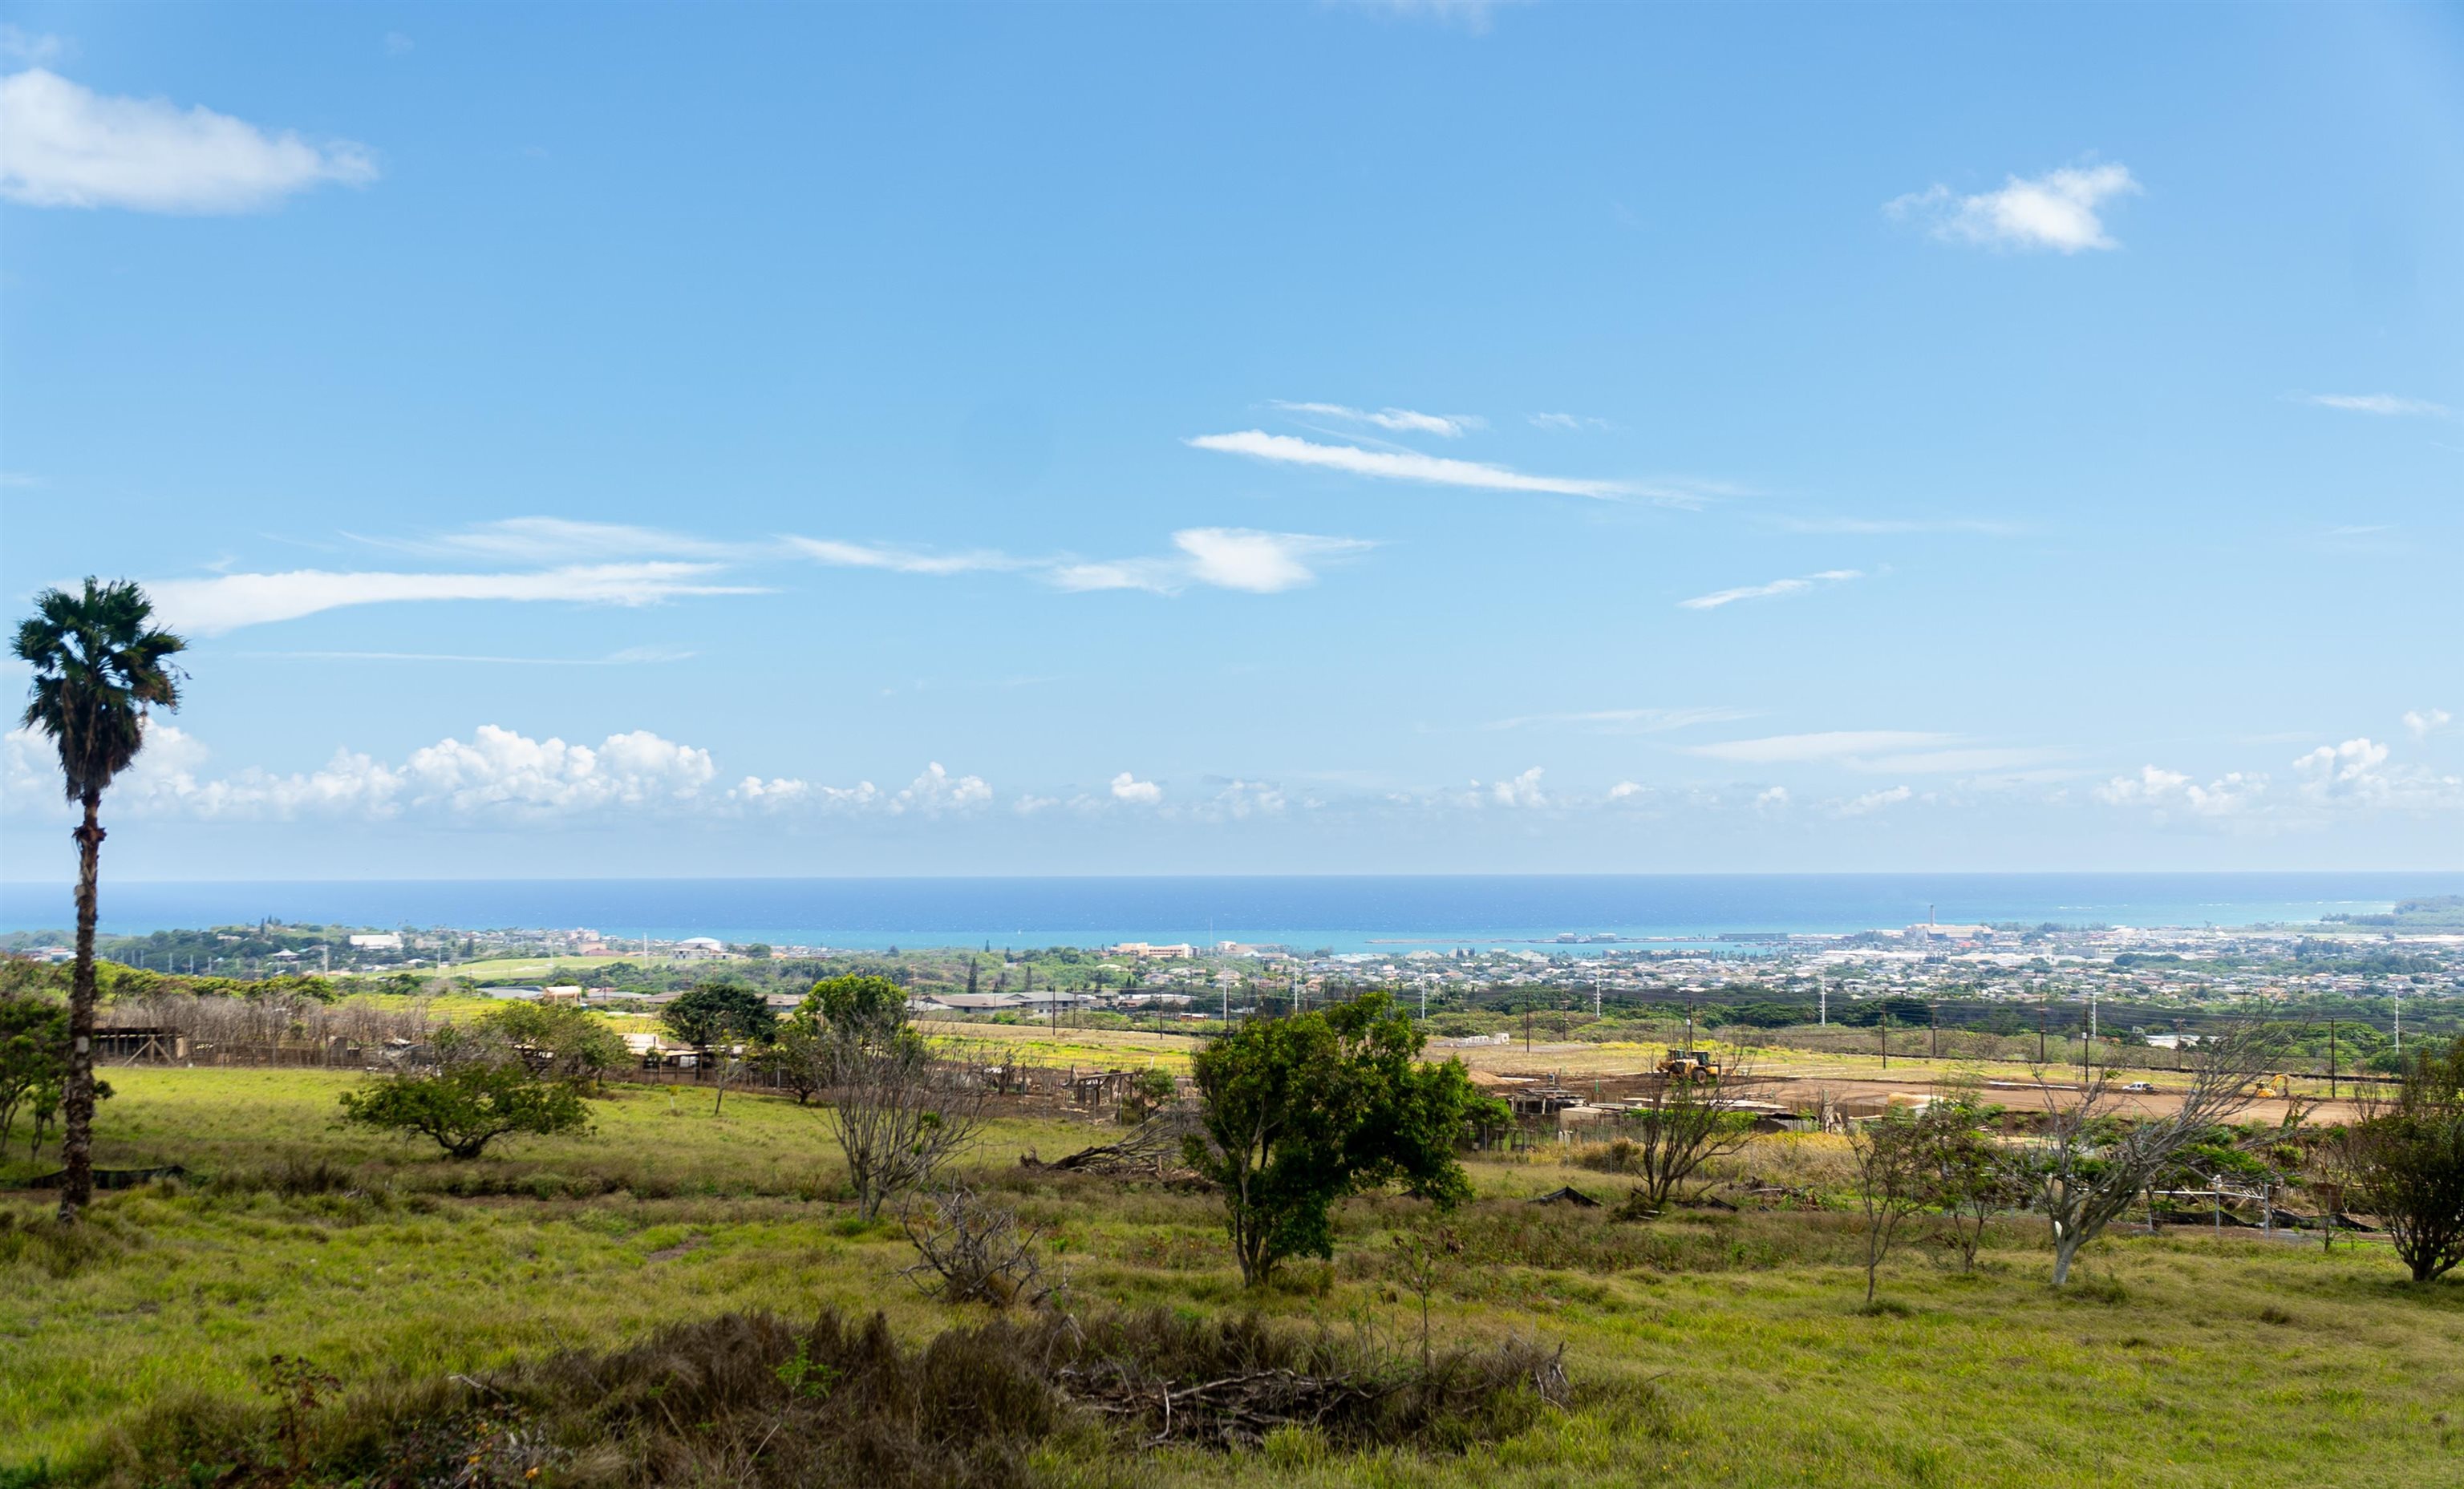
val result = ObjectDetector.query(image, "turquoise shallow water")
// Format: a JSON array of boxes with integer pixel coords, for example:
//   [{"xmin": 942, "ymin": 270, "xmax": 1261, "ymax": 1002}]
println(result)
[{"xmin": 2, "ymin": 872, "xmax": 2452, "ymax": 953}]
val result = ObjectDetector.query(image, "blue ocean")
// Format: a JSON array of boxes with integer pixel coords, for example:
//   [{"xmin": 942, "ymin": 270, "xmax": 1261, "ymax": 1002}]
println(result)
[{"xmin": 0, "ymin": 873, "xmax": 2452, "ymax": 953}]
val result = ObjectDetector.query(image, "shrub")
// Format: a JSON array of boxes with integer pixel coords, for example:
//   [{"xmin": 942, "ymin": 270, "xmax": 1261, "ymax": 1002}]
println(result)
[
  {"xmin": 338, "ymin": 1054, "xmax": 591, "ymax": 1160},
  {"xmin": 99, "ymin": 1305, "xmax": 1570, "ymax": 1485}
]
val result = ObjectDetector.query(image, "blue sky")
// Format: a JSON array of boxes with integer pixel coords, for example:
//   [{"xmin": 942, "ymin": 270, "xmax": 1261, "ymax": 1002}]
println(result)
[{"xmin": 2, "ymin": 2, "xmax": 2458, "ymax": 879}]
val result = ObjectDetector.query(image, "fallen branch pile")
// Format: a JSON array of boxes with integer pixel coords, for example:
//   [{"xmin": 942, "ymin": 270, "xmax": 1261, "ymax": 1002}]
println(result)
[{"xmin": 1022, "ymin": 1109, "xmax": 1204, "ymax": 1179}]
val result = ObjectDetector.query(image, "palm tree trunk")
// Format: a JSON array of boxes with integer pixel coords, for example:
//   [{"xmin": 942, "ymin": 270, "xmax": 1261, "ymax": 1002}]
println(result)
[{"xmin": 58, "ymin": 793, "xmax": 103, "ymax": 1224}]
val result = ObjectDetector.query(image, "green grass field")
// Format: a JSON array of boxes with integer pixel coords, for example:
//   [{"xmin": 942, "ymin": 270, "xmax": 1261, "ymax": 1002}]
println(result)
[{"xmin": 2, "ymin": 1066, "xmax": 2458, "ymax": 1486}]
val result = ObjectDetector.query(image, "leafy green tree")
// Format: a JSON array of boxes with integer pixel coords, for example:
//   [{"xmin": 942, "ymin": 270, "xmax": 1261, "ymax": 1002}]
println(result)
[
  {"xmin": 662, "ymin": 982, "xmax": 777, "ymax": 1049},
  {"xmin": 478, "ymin": 1001, "xmax": 626, "ymax": 1084},
  {"xmin": 13, "ymin": 578, "xmax": 186, "ymax": 1223},
  {"xmin": 1185, "ymin": 992, "xmax": 1497, "ymax": 1285},
  {"xmin": 338, "ymin": 1030, "xmax": 591, "ymax": 1159},
  {"xmin": 2340, "ymin": 1035, "xmax": 2464, "ymax": 1283},
  {"xmin": 800, "ymin": 974, "xmax": 905, "ymax": 1033},
  {"xmin": 0, "ymin": 991, "xmax": 67, "ymax": 1149}
]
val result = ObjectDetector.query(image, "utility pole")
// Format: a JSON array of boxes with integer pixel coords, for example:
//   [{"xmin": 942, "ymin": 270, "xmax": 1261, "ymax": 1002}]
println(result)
[
  {"xmin": 1880, "ymin": 1008, "xmax": 1889, "ymax": 1070},
  {"xmin": 2394, "ymin": 987, "xmax": 2402, "ymax": 1056},
  {"xmin": 2037, "ymin": 997, "xmax": 2047, "ymax": 1064},
  {"xmin": 1930, "ymin": 1001, "xmax": 1939, "ymax": 1061},
  {"xmin": 2329, "ymin": 1017, "xmax": 2338, "ymax": 1100},
  {"xmin": 1592, "ymin": 973, "xmax": 1601, "ymax": 1022},
  {"xmin": 1819, "ymin": 981, "xmax": 1828, "ymax": 1027}
]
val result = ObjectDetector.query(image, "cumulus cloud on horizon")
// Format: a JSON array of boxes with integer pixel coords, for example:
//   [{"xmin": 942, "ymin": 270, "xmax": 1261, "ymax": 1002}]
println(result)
[{"xmin": 3, "ymin": 721, "xmax": 992, "ymax": 823}]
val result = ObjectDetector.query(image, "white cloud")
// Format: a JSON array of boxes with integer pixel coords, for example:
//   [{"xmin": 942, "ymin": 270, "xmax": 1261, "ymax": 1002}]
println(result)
[
  {"xmin": 1488, "ymin": 767, "xmax": 1546, "ymax": 807},
  {"xmin": 2093, "ymin": 764, "xmax": 2267, "ymax": 818},
  {"xmin": 6, "ymin": 719, "xmax": 1001, "ymax": 824},
  {"xmin": 1886, "ymin": 163, "xmax": 2139, "ymax": 253},
  {"xmin": 785, "ymin": 536, "xmax": 1031, "ymax": 577},
  {"xmin": 1478, "ymin": 705, "xmax": 1753, "ymax": 734},
  {"xmin": 383, "ymin": 32, "xmax": 415, "ymax": 56},
  {"xmin": 2403, "ymin": 708, "xmax": 2451, "ymax": 740},
  {"xmin": 1053, "ymin": 529, "xmax": 1374, "ymax": 595},
  {"xmin": 0, "ymin": 26, "xmax": 70, "ymax": 66},
  {"xmin": 1678, "ymin": 569, "xmax": 1862, "ymax": 610},
  {"xmin": 0, "ymin": 471, "xmax": 43, "ymax": 488},
  {"xmin": 1688, "ymin": 730, "xmax": 1956, "ymax": 765},
  {"xmin": 894, "ymin": 762, "xmax": 991, "ymax": 813},
  {"xmin": 1765, "ymin": 515, "xmax": 2024, "ymax": 536},
  {"xmin": 144, "ymin": 563, "xmax": 763, "ymax": 635},
  {"xmin": 396, "ymin": 517, "xmax": 740, "ymax": 562},
  {"xmin": 1356, "ymin": 0, "xmax": 1521, "ymax": 33},
  {"xmin": 2294, "ymin": 393, "xmax": 2451, "ymax": 418},
  {"xmin": 1205, "ymin": 779, "xmax": 1287, "ymax": 818},
  {"xmin": 1754, "ymin": 786, "xmax": 1790, "ymax": 810},
  {"xmin": 1527, "ymin": 412, "xmax": 1609, "ymax": 432},
  {"xmin": 1835, "ymin": 785, "xmax": 1912, "ymax": 816},
  {"xmin": 398, "ymin": 726, "xmax": 715, "ymax": 814},
  {"xmin": 238, "ymin": 645, "xmax": 695, "ymax": 666},
  {"xmin": 0, "ymin": 67, "xmax": 377, "ymax": 212},
  {"xmin": 1171, "ymin": 528, "xmax": 1372, "ymax": 593},
  {"xmin": 1271, "ymin": 401, "xmax": 1483, "ymax": 439},
  {"xmin": 1110, "ymin": 771, "xmax": 1163, "ymax": 805},
  {"xmin": 1188, "ymin": 430, "xmax": 1700, "ymax": 504},
  {"xmin": 1607, "ymin": 780, "xmax": 1646, "ymax": 801},
  {"xmin": 1854, "ymin": 747, "xmax": 2064, "ymax": 775},
  {"xmin": 4, "ymin": 722, "xmax": 716, "ymax": 821}
]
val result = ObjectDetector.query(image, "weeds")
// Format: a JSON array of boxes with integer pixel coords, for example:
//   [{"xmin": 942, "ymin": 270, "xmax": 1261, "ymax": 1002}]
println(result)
[{"xmin": 101, "ymin": 1305, "xmax": 1570, "ymax": 1487}]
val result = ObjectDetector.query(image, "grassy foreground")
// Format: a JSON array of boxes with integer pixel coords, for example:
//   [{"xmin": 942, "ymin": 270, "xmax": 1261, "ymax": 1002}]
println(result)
[{"xmin": 2, "ymin": 1067, "xmax": 2458, "ymax": 1486}]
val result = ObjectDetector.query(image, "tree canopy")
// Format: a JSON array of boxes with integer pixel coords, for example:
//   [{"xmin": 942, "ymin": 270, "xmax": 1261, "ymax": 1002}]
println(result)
[
  {"xmin": 800, "ymin": 974, "xmax": 906, "ymax": 1033},
  {"xmin": 338, "ymin": 1027, "xmax": 592, "ymax": 1159},
  {"xmin": 661, "ymin": 982, "xmax": 776, "ymax": 1048},
  {"xmin": 1185, "ymin": 992, "xmax": 1499, "ymax": 1285}
]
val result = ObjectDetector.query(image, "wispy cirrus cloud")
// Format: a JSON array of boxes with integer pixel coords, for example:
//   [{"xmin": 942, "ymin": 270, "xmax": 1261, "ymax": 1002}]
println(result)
[
  {"xmin": 1473, "ymin": 705, "xmax": 1753, "ymax": 734},
  {"xmin": 237, "ymin": 645, "xmax": 696, "ymax": 666},
  {"xmin": 1677, "ymin": 568, "xmax": 1862, "ymax": 610},
  {"xmin": 1763, "ymin": 515, "xmax": 2025, "ymax": 536},
  {"xmin": 798, "ymin": 528, "xmax": 1372, "ymax": 596},
  {"xmin": 375, "ymin": 516, "xmax": 745, "ymax": 562},
  {"xmin": 1189, "ymin": 429, "xmax": 1717, "ymax": 505},
  {"xmin": 0, "ymin": 67, "xmax": 377, "ymax": 212},
  {"xmin": 144, "ymin": 564, "xmax": 762, "ymax": 636},
  {"xmin": 1686, "ymin": 730, "xmax": 1957, "ymax": 765},
  {"xmin": 1886, "ymin": 162, "xmax": 2139, "ymax": 253},
  {"xmin": 1527, "ymin": 412, "xmax": 1611, "ymax": 432},
  {"xmin": 784, "ymin": 537, "xmax": 1034, "ymax": 577},
  {"xmin": 2289, "ymin": 392, "xmax": 2452, "ymax": 418},
  {"xmin": 1270, "ymin": 401, "xmax": 1483, "ymax": 439}
]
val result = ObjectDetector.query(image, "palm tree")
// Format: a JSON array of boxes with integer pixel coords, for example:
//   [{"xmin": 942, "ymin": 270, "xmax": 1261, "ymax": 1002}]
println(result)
[{"xmin": 14, "ymin": 579, "xmax": 185, "ymax": 1224}]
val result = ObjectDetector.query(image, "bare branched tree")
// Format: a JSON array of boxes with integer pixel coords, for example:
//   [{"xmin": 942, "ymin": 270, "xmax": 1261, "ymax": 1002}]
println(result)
[
  {"xmin": 899, "ymin": 1185, "xmax": 1060, "ymax": 1308},
  {"xmin": 1612, "ymin": 1061, "xmax": 1759, "ymax": 1215},
  {"xmin": 824, "ymin": 1023, "xmax": 991, "ymax": 1220},
  {"xmin": 1847, "ymin": 1110, "xmax": 1931, "ymax": 1302},
  {"xmin": 2018, "ymin": 1020, "xmax": 2287, "ymax": 1285}
]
